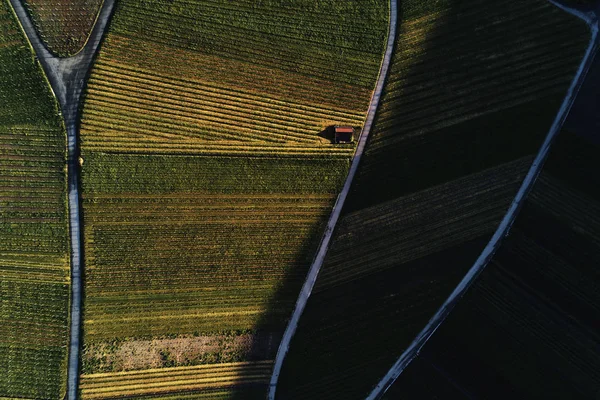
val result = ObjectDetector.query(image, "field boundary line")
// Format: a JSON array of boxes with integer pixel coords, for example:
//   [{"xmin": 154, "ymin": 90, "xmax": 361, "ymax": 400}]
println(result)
[
  {"xmin": 267, "ymin": 1, "xmax": 398, "ymax": 398},
  {"xmin": 6, "ymin": 0, "xmax": 117, "ymax": 399},
  {"xmin": 365, "ymin": 4, "xmax": 599, "ymax": 399}
]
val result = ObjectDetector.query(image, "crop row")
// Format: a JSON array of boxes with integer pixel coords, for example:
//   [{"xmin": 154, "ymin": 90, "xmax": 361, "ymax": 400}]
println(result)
[
  {"xmin": 80, "ymin": 361, "xmax": 273, "ymax": 399},
  {"xmin": 82, "ymin": 60, "xmax": 364, "ymax": 153}
]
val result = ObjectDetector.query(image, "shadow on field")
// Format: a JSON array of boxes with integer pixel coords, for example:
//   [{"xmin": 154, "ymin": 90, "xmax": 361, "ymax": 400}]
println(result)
[{"xmin": 264, "ymin": 0, "xmax": 590, "ymax": 398}]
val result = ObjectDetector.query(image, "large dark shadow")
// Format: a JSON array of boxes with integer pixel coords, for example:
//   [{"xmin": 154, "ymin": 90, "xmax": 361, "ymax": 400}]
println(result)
[{"xmin": 266, "ymin": 0, "xmax": 592, "ymax": 399}]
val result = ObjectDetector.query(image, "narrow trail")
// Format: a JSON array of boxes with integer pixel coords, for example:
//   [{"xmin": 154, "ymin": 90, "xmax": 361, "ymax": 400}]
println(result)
[
  {"xmin": 365, "ymin": 4, "xmax": 599, "ymax": 399},
  {"xmin": 267, "ymin": 1, "xmax": 398, "ymax": 398},
  {"xmin": 7, "ymin": 0, "xmax": 116, "ymax": 398}
]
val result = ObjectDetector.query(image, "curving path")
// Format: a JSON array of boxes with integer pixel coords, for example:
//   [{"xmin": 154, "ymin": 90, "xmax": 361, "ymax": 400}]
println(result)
[
  {"xmin": 7, "ymin": 0, "xmax": 116, "ymax": 399},
  {"xmin": 267, "ymin": 1, "xmax": 398, "ymax": 398},
  {"xmin": 365, "ymin": 3, "xmax": 600, "ymax": 399}
]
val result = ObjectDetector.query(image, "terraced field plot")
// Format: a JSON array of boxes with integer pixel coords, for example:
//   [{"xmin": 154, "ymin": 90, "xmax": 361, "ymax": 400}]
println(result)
[
  {"xmin": 0, "ymin": 1, "xmax": 70, "ymax": 398},
  {"xmin": 21, "ymin": 0, "xmax": 103, "ymax": 56},
  {"xmin": 276, "ymin": 0, "xmax": 590, "ymax": 398},
  {"xmin": 389, "ymin": 130, "xmax": 600, "ymax": 399},
  {"xmin": 79, "ymin": 0, "xmax": 388, "ymax": 397}
]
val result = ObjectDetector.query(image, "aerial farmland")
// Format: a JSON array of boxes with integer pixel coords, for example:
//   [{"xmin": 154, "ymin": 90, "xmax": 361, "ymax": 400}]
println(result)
[{"xmin": 1, "ymin": 0, "xmax": 599, "ymax": 399}]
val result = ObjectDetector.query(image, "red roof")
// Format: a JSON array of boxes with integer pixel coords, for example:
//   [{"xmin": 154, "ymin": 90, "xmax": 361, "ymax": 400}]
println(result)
[{"xmin": 335, "ymin": 126, "xmax": 354, "ymax": 133}]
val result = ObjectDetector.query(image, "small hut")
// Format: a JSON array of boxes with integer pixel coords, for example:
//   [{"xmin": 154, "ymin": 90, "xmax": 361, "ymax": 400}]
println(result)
[{"xmin": 334, "ymin": 126, "xmax": 354, "ymax": 144}]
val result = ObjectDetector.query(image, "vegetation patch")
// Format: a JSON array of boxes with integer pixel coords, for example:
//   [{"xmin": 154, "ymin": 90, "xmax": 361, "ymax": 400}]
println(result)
[{"xmin": 82, "ymin": 331, "xmax": 280, "ymax": 374}]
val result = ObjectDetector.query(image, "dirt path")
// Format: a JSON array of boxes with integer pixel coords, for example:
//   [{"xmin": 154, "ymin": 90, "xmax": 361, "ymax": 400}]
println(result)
[
  {"xmin": 266, "ymin": 1, "xmax": 398, "ymax": 398},
  {"xmin": 7, "ymin": 0, "xmax": 116, "ymax": 399},
  {"xmin": 365, "ymin": 4, "xmax": 599, "ymax": 399}
]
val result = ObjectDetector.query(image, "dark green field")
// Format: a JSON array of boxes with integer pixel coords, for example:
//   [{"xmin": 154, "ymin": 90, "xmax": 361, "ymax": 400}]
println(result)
[{"xmin": 22, "ymin": 0, "xmax": 103, "ymax": 56}]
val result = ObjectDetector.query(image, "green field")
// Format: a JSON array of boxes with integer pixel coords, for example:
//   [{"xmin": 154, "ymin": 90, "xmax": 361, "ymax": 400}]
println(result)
[
  {"xmin": 79, "ymin": 0, "xmax": 388, "ymax": 397},
  {"xmin": 276, "ymin": 0, "xmax": 590, "ymax": 398},
  {"xmin": 0, "ymin": 0, "xmax": 70, "ymax": 398},
  {"xmin": 22, "ymin": 0, "xmax": 103, "ymax": 56}
]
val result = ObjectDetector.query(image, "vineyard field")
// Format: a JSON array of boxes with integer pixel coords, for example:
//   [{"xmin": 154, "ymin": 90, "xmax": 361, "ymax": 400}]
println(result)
[
  {"xmin": 276, "ymin": 0, "xmax": 590, "ymax": 398},
  {"xmin": 79, "ymin": 0, "xmax": 388, "ymax": 397},
  {"xmin": 21, "ymin": 0, "xmax": 103, "ymax": 56},
  {"xmin": 80, "ymin": 153, "xmax": 347, "ymax": 340},
  {"xmin": 0, "ymin": 1, "xmax": 70, "ymax": 398},
  {"xmin": 80, "ymin": 0, "xmax": 388, "ymax": 155}
]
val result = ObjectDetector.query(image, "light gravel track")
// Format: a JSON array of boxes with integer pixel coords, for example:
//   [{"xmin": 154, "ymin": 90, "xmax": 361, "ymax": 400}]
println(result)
[
  {"xmin": 6, "ymin": 0, "xmax": 116, "ymax": 399},
  {"xmin": 365, "ymin": 3, "xmax": 599, "ymax": 399},
  {"xmin": 267, "ymin": 1, "xmax": 398, "ymax": 398}
]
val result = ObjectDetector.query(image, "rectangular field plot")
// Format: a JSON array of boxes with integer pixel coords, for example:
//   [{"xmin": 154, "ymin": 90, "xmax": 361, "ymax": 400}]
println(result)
[
  {"xmin": 79, "ymin": 153, "xmax": 349, "ymax": 396},
  {"xmin": 80, "ymin": 361, "xmax": 273, "ymax": 399},
  {"xmin": 0, "ymin": 1, "xmax": 70, "ymax": 398}
]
